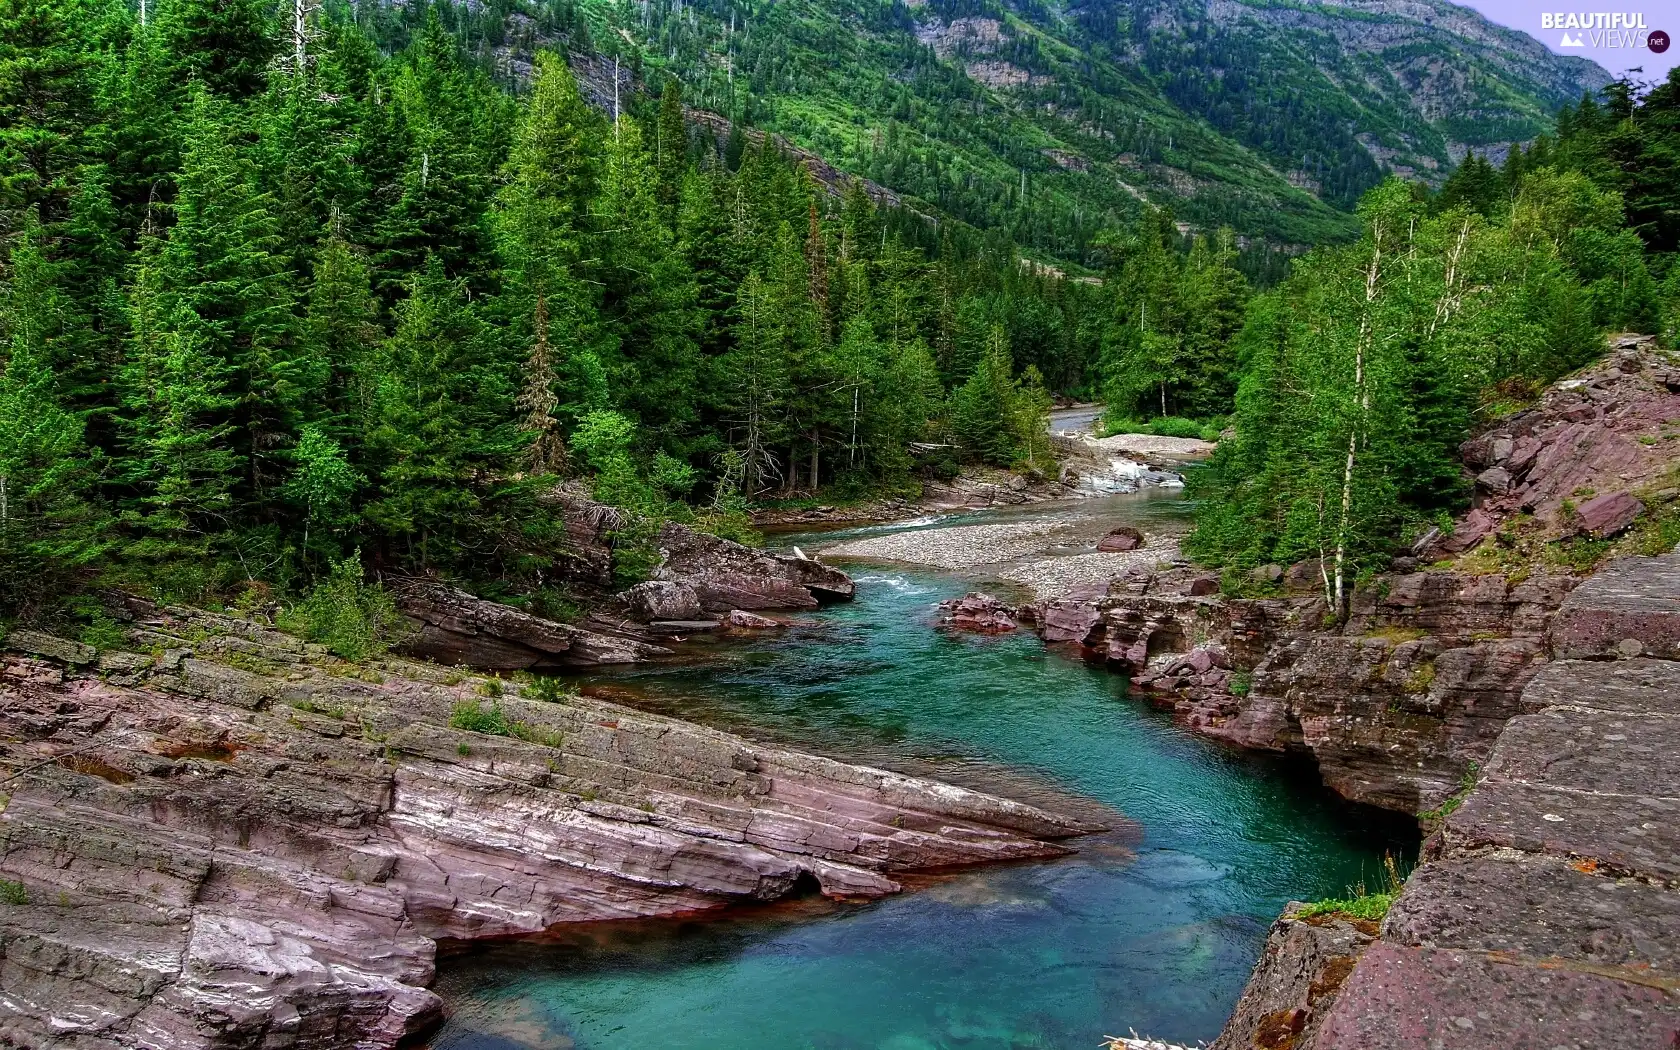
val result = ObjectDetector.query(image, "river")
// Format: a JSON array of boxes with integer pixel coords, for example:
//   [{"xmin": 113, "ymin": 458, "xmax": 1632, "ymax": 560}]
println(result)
[{"xmin": 429, "ymin": 492, "xmax": 1415, "ymax": 1050}]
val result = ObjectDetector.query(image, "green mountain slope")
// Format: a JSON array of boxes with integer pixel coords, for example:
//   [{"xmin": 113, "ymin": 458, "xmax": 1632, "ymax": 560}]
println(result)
[{"xmin": 515, "ymin": 0, "xmax": 1608, "ymax": 260}]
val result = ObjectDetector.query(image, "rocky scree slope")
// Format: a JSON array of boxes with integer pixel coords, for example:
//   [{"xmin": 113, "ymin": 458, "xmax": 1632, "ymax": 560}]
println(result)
[
  {"xmin": 1214, "ymin": 550, "xmax": 1680, "ymax": 1049},
  {"xmin": 0, "ymin": 601, "xmax": 1091, "ymax": 1049},
  {"xmin": 1028, "ymin": 340, "xmax": 1680, "ymax": 816}
]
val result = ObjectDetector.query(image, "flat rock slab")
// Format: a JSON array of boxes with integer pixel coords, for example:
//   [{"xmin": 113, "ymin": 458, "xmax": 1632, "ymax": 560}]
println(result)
[
  {"xmin": 1315, "ymin": 942, "xmax": 1680, "ymax": 1050},
  {"xmin": 1481, "ymin": 707, "xmax": 1680, "ymax": 796},
  {"xmin": 1444, "ymin": 778, "xmax": 1680, "ymax": 882},
  {"xmin": 1523, "ymin": 658, "xmax": 1680, "ymax": 715},
  {"xmin": 1549, "ymin": 553, "xmax": 1680, "ymax": 660},
  {"xmin": 1385, "ymin": 855, "xmax": 1680, "ymax": 974}
]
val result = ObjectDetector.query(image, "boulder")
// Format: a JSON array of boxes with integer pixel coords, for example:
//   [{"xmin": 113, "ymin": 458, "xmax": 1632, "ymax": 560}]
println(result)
[
  {"xmin": 1097, "ymin": 526, "xmax": 1145, "ymax": 552},
  {"xmin": 1188, "ymin": 575, "xmax": 1221, "ymax": 597},
  {"xmin": 393, "ymin": 580, "xmax": 670, "ymax": 669},
  {"xmin": 727, "ymin": 610, "xmax": 781, "ymax": 629},
  {"xmin": 938, "ymin": 593, "xmax": 1018, "ymax": 634},
  {"xmin": 622, "ymin": 580, "xmax": 704, "ymax": 623},
  {"xmin": 1573, "ymin": 491, "xmax": 1643, "ymax": 538},
  {"xmin": 1474, "ymin": 466, "xmax": 1512, "ymax": 493},
  {"xmin": 1251, "ymin": 563, "xmax": 1284, "ymax": 584}
]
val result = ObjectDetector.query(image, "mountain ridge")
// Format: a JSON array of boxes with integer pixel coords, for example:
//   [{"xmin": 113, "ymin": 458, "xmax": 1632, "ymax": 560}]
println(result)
[{"xmin": 501, "ymin": 0, "xmax": 1612, "ymax": 259}]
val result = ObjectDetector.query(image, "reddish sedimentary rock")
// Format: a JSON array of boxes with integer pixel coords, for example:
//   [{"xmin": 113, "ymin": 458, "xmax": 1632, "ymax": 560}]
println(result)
[
  {"xmin": 937, "ymin": 593, "xmax": 1019, "ymax": 634},
  {"xmin": 392, "ymin": 579, "xmax": 674, "ymax": 670},
  {"xmin": 1438, "ymin": 336, "xmax": 1680, "ymax": 555},
  {"xmin": 1216, "ymin": 552, "xmax": 1680, "ymax": 1049},
  {"xmin": 1030, "ymin": 570, "xmax": 1574, "ymax": 813},
  {"xmin": 1211, "ymin": 907, "xmax": 1377, "ymax": 1050},
  {"xmin": 1097, "ymin": 526, "xmax": 1145, "ymax": 552},
  {"xmin": 393, "ymin": 495, "xmax": 854, "ymax": 670},
  {"xmin": 0, "ymin": 601, "xmax": 1091, "ymax": 1049}
]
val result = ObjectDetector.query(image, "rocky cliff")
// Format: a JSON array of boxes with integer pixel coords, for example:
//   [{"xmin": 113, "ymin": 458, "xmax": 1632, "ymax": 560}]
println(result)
[
  {"xmin": 1030, "ymin": 341, "xmax": 1680, "ymax": 816},
  {"xmin": 1215, "ymin": 551, "xmax": 1680, "ymax": 1049},
  {"xmin": 0, "ymin": 600, "xmax": 1092, "ymax": 1049}
]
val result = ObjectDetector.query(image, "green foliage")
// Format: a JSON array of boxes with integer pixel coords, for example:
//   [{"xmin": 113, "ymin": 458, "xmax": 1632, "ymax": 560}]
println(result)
[
  {"xmin": 1185, "ymin": 164, "xmax": 1657, "ymax": 615},
  {"xmin": 1295, "ymin": 892, "xmax": 1394, "ymax": 923},
  {"xmin": 78, "ymin": 614, "xmax": 128, "ymax": 653},
  {"xmin": 1297, "ymin": 854, "xmax": 1409, "ymax": 921},
  {"xmin": 0, "ymin": 879, "xmax": 26, "ymax": 905},
  {"xmin": 521, "ymin": 675, "xmax": 577, "ymax": 703},
  {"xmin": 449, "ymin": 699, "xmax": 510, "ymax": 736},
  {"xmin": 276, "ymin": 555, "xmax": 408, "ymax": 662}
]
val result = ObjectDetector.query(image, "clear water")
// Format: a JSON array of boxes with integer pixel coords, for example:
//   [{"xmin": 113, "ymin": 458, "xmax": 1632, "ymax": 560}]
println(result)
[{"xmin": 430, "ymin": 504, "xmax": 1414, "ymax": 1050}]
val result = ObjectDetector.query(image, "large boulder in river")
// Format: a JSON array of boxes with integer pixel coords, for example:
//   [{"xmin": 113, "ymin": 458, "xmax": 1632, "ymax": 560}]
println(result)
[
  {"xmin": 938, "ymin": 593, "xmax": 1018, "ymax": 634},
  {"xmin": 544, "ymin": 491, "xmax": 854, "ymax": 612},
  {"xmin": 654, "ymin": 520, "xmax": 854, "ymax": 612}
]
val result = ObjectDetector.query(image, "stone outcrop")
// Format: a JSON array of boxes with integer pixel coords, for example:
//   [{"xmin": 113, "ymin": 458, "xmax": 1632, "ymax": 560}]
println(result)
[
  {"xmin": 0, "ymin": 600, "xmax": 1093, "ymax": 1049},
  {"xmin": 1212, "ymin": 907, "xmax": 1378, "ymax": 1050},
  {"xmin": 1030, "ymin": 343, "xmax": 1679, "ymax": 816},
  {"xmin": 1215, "ymin": 551, "xmax": 1680, "ymax": 1049},
  {"xmin": 1031, "ymin": 569, "xmax": 1579, "ymax": 813},
  {"xmin": 392, "ymin": 495, "xmax": 854, "ymax": 670},
  {"xmin": 937, "ymin": 593, "xmax": 1019, "ymax": 634},
  {"xmin": 393, "ymin": 579, "xmax": 675, "ymax": 670},
  {"xmin": 1436, "ymin": 335, "xmax": 1680, "ymax": 555}
]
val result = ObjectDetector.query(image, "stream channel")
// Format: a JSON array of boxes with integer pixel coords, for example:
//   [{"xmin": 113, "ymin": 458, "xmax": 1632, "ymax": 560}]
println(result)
[{"xmin": 430, "ymin": 490, "xmax": 1416, "ymax": 1050}]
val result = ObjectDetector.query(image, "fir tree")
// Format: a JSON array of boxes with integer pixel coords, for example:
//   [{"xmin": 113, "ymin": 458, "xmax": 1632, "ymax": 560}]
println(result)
[{"xmin": 0, "ymin": 212, "xmax": 104, "ymax": 612}]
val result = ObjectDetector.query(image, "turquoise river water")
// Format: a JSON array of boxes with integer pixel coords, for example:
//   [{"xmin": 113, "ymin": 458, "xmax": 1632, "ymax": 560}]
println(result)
[{"xmin": 430, "ymin": 500, "xmax": 1415, "ymax": 1050}]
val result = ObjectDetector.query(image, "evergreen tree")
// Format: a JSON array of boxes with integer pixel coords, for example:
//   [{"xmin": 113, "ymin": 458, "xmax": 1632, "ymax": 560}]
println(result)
[
  {"xmin": 595, "ymin": 115, "xmax": 701, "ymax": 448},
  {"xmin": 0, "ymin": 212, "xmax": 104, "ymax": 612},
  {"xmin": 163, "ymin": 87, "xmax": 305, "ymax": 502},
  {"xmin": 0, "ymin": 0, "xmax": 94, "ymax": 223},
  {"xmin": 159, "ymin": 0, "xmax": 277, "ymax": 98},
  {"xmin": 950, "ymin": 326, "xmax": 1022, "ymax": 466}
]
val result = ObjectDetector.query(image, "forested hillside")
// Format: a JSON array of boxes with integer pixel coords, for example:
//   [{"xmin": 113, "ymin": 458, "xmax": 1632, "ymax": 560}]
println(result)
[
  {"xmin": 0, "ymin": 0, "xmax": 1668, "ymax": 631},
  {"xmin": 1183, "ymin": 78, "xmax": 1680, "ymax": 611},
  {"xmin": 486, "ymin": 0, "xmax": 1611, "ymax": 259},
  {"xmin": 0, "ymin": 0, "xmax": 1119, "ymax": 615}
]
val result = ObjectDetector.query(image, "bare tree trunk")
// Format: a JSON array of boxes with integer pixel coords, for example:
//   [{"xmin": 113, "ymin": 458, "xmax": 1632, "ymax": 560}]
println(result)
[
  {"xmin": 809, "ymin": 431, "xmax": 819, "ymax": 492},
  {"xmin": 849, "ymin": 385, "xmax": 860, "ymax": 467},
  {"xmin": 1332, "ymin": 217, "xmax": 1386, "ymax": 619}
]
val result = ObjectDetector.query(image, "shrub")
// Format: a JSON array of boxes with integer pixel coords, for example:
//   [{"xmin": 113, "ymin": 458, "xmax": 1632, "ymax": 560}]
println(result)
[
  {"xmin": 449, "ymin": 700, "xmax": 510, "ymax": 736},
  {"xmin": 0, "ymin": 879, "xmax": 26, "ymax": 905},
  {"xmin": 79, "ymin": 614, "xmax": 128, "ymax": 653},
  {"xmin": 522, "ymin": 675, "xmax": 578, "ymax": 703},
  {"xmin": 1149, "ymin": 416, "xmax": 1206, "ymax": 439},
  {"xmin": 1297, "ymin": 854, "xmax": 1408, "ymax": 923},
  {"xmin": 277, "ymin": 554, "xmax": 410, "ymax": 662}
]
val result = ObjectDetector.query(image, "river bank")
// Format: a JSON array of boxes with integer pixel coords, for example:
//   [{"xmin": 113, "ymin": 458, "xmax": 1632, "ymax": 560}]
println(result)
[
  {"xmin": 0, "ymin": 595, "xmax": 1097, "ymax": 1050},
  {"xmin": 429, "ymin": 560, "xmax": 1413, "ymax": 1050}
]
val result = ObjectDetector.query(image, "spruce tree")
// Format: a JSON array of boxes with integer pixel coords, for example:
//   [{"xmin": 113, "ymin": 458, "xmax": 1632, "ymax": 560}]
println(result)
[
  {"xmin": 0, "ymin": 211, "xmax": 104, "ymax": 612},
  {"xmin": 0, "ymin": 0, "xmax": 94, "ymax": 223}
]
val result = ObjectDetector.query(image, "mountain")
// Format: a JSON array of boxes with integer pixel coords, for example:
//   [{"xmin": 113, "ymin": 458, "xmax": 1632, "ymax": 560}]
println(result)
[{"xmin": 506, "ymin": 0, "xmax": 1610, "ymax": 260}]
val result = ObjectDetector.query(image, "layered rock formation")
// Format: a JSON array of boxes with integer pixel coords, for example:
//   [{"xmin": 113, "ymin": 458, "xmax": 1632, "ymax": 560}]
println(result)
[
  {"xmin": 1031, "ymin": 342, "xmax": 1678, "ymax": 816},
  {"xmin": 0, "ymin": 600, "xmax": 1091, "ymax": 1049},
  {"xmin": 1216, "ymin": 552, "xmax": 1680, "ymax": 1049},
  {"xmin": 1032, "ymin": 568, "xmax": 1579, "ymax": 813},
  {"xmin": 392, "ymin": 494, "xmax": 855, "ymax": 669},
  {"xmin": 1438, "ymin": 335, "xmax": 1680, "ymax": 555}
]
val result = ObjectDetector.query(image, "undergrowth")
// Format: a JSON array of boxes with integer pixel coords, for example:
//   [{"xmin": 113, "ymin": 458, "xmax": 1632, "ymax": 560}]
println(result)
[
  {"xmin": 277, "ymin": 555, "xmax": 409, "ymax": 662},
  {"xmin": 1297, "ymin": 854, "xmax": 1408, "ymax": 922}
]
